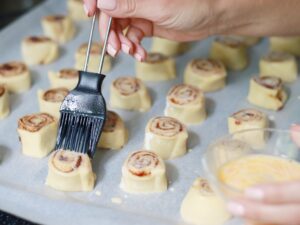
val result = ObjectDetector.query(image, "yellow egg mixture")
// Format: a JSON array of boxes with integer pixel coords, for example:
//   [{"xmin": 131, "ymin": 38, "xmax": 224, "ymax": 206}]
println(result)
[{"xmin": 218, "ymin": 154, "xmax": 300, "ymax": 190}]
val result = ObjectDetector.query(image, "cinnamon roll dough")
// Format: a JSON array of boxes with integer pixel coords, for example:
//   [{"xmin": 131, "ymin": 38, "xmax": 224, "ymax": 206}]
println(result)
[
  {"xmin": 247, "ymin": 76, "xmax": 287, "ymax": 111},
  {"xmin": 151, "ymin": 37, "xmax": 190, "ymax": 56},
  {"xmin": 184, "ymin": 58, "xmax": 227, "ymax": 92},
  {"xmin": 42, "ymin": 15, "xmax": 76, "ymax": 44},
  {"xmin": 97, "ymin": 111, "xmax": 128, "ymax": 150},
  {"xmin": 46, "ymin": 150, "xmax": 95, "ymax": 192},
  {"xmin": 17, "ymin": 113, "xmax": 57, "ymax": 158},
  {"xmin": 226, "ymin": 35, "xmax": 261, "ymax": 46},
  {"xmin": 210, "ymin": 36, "xmax": 248, "ymax": 71},
  {"xmin": 260, "ymin": 52, "xmax": 298, "ymax": 83},
  {"xmin": 164, "ymin": 84, "xmax": 206, "ymax": 125},
  {"xmin": 67, "ymin": 0, "xmax": 89, "ymax": 20},
  {"xmin": 0, "ymin": 61, "xmax": 31, "ymax": 93},
  {"xmin": 228, "ymin": 109, "xmax": 268, "ymax": 149},
  {"xmin": 38, "ymin": 87, "xmax": 69, "ymax": 118},
  {"xmin": 110, "ymin": 77, "xmax": 151, "ymax": 112},
  {"xmin": 120, "ymin": 150, "xmax": 167, "ymax": 193},
  {"xmin": 22, "ymin": 36, "xmax": 59, "ymax": 65},
  {"xmin": 0, "ymin": 86, "xmax": 9, "ymax": 119},
  {"xmin": 48, "ymin": 68, "xmax": 79, "ymax": 90},
  {"xmin": 270, "ymin": 37, "xmax": 300, "ymax": 56},
  {"xmin": 136, "ymin": 52, "xmax": 176, "ymax": 81},
  {"xmin": 180, "ymin": 177, "xmax": 230, "ymax": 225},
  {"xmin": 144, "ymin": 116, "xmax": 188, "ymax": 159},
  {"xmin": 75, "ymin": 42, "xmax": 111, "ymax": 73}
]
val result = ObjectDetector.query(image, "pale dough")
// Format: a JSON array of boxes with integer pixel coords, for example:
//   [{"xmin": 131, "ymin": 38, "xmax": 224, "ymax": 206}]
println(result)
[
  {"xmin": 144, "ymin": 116, "xmax": 188, "ymax": 159},
  {"xmin": 120, "ymin": 150, "xmax": 167, "ymax": 193},
  {"xmin": 0, "ymin": 61, "xmax": 31, "ymax": 93},
  {"xmin": 46, "ymin": 150, "xmax": 95, "ymax": 192},
  {"xmin": 48, "ymin": 68, "xmax": 79, "ymax": 90},
  {"xmin": 17, "ymin": 113, "xmax": 57, "ymax": 158},
  {"xmin": 151, "ymin": 37, "xmax": 190, "ymax": 56},
  {"xmin": 0, "ymin": 86, "xmax": 9, "ymax": 119},
  {"xmin": 270, "ymin": 36, "xmax": 300, "ymax": 56},
  {"xmin": 67, "ymin": 0, "xmax": 89, "ymax": 20}
]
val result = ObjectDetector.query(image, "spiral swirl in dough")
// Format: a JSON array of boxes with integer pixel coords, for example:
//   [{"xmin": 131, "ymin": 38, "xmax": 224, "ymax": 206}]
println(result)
[
  {"xmin": 59, "ymin": 69, "xmax": 79, "ymax": 79},
  {"xmin": 113, "ymin": 77, "xmax": 140, "ymax": 96},
  {"xmin": 48, "ymin": 69, "xmax": 79, "ymax": 90},
  {"xmin": 103, "ymin": 111, "xmax": 119, "ymax": 132},
  {"xmin": 0, "ymin": 61, "xmax": 30, "ymax": 93},
  {"xmin": 232, "ymin": 109, "xmax": 265, "ymax": 124},
  {"xmin": 168, "ymin": 84, "xmax": 201, "ymax": 105},
  {"xmin": 149, "ymin": 116, "xmax": 184, "ymax": 137},
  {"xmin": 253, "ymin": 76, "xmax": 282, "ymax": 89},
  {"xmin": 18, "ymin": 113, "xmax": 55, "ymax": 132},
  {"xmin": 52, "ymin": 150, "xmax": 83, "ymax": 173},
  {"xmin": 42, "ymin": 87, "xmax": 68, "ymax": 102}
]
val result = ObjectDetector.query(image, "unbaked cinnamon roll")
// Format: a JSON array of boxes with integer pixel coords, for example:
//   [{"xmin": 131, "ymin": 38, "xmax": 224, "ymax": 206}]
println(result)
[
  {"xmin": 48, "ymin": 68, "xmax": 79, "ymax": 90},
  {"xmin": 144, "ymin": 116, "xmax": 188, "ymax": 159},
  {"xmin": 0, "ymin": 85, "xmax": 9, "ymax": 119},
  {"xmin": 46, "ymin": 149, "xmax": 95, "ymax": 192},
  {"xmin": 164, "ymin": 84, "xmax": 206, "ymax": 125},
  {"xmin": 42, "ymin": 15, "xmax": 76, "ymax": 43},
  {"xmin": 270, "ymin": 37, "xmax": 300, "ymax": 56},
  {"xmin": 184, "ymin": 58, "xmax": 227, "ymax": 92},
  {"xmin": 75, "ymin": 42, "xmax": 111, "ymax": 73},
  {"xmin": 67, "ymin": 0, "xmax": 89, "ymax": 20},
  {"xmin": 210, "ymin": 36, "xmax": 248, "ymax": 71},
  {"xmin": 226, "ymin": 35, "xmax": 261, "ymax": 46},
  {"xmin": 228, "ymin": 109, "xmax": 269, "ymax": 149},
  {"xmin": 38, "ymin": 87, "xmax": 69, "ymax": 118},
  {"xmin": 136, "ymin": 52, "xmax": 176, "ymax": 81},
  {"xmin": 180, "ymin": 177, "xmax": 230, "ymax": 225},
  {"xmin": 17, "ymin": 113, "xmax": 57, "ymax": 158},
  {"xmin": 247, "ymin": 76, "xmax": 287, "ymax": 111},
  {"xmin": 21, "ymin": 36, "xmax": 59, "ymax": 65},
  {"xmin": 151, "ymin": 37, "xmax": 190, "ymax": 56},
  {"xmin": 97, "ymin": 111, "xmax": 128, "ymax": 150},
  {"xmin": 110, "ymin": 77, "xmax": 152, "ymax": 112},
  {"xmin": 260, "ymin": 52, "xmax": 298, "ymax": 83},
  {"xmin": 120, "ymin": 150, "xmax": 167, "ymax": 193},
  {"xmin": 0, "ymin": 61, "xmax": 31, "ymax": 93}
]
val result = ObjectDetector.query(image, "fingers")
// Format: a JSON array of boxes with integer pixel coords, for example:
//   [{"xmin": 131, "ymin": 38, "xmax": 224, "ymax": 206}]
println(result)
[
  {"xmin": 244, "ymin": 181, "xmax": 300, "ymax": 204},
  {"xmin": 227, "ymin": 200, "xmax": 300, "ymax": 225},
  {"xmin": 291, "ymin": 124, "xmax": 300, "ymax": 147},
  {"xmin": 83, "ymin": 0, "xmax": 97, "ymax": 16}
]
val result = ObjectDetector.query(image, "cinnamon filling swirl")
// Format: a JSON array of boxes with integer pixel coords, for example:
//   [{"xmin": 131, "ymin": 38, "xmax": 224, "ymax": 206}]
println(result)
[
  {"xmin": 0, "ymin": 62, "xmax": 27, "ymax": 77},
  {"xmin": 195, "ymin": 178, "xmax": 213, "ymax": 196},
  {"xmin": 45, "ymin": 15, "xmax": 65, "ymax": 22},
  {"xmin": 103, "ymin": 111, "xmax": 119, "ymax": 132},
  {"xmin": 43, "ymin": 87, "xmax": 68, "ymax": 102},
  {"xmin": 149, "ymin": 116, "xmax": 184, "ymax": 137},
  {"xmin": 191, "ymin": 59, "xmax": 224, "ymax": 75},
  {"xmin": 18, "ymin": 113, "xmax": 55, "ymax": 132},
  {"xmin": 168, "ymin": 84, "xmax": 200, "ymax": 105},
  {"xmin": 78, "ymin": 43, "xmax": 101, "ymax": 55},
  {"xmin": 127, "ymin": 151, "xmax": 159, "ymax": 177},
  {"xmin": 52, "ymin": 150, "xmax": 82, "ymax": 173},
  {"xmin": 58, "ymin": 69, "xmax": 79, "ymax": 79},
  {"xmin": 263, "ymin": 51, "xmax": 292, "ymax": 62},
  {"xmin": 26, "ymin": 36, "xmax": 52, "ymax": 43},
  {"xmin": 145, "ymin": 53, "xmax": 167, "ymax": 63},
  {"xmin": 232, "ymin": 109, "xmax": 263, "ymax": 125},
  {"xmin": 216, "ymin": 36, "xmax": 244, "ymax": 48},
  {"xmin": 254, "ymin": 76, "xmax": 282, "ymax": 89},
  {"xmin": 113, "ymin": 77, "xmax": 140, "ymax": 96}
]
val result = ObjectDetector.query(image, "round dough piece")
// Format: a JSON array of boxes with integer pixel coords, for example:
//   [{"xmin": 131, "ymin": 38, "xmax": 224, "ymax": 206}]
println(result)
[
  {"xmin": 110, "ymin": 77, "xmax": 152, "ymax": 112},
  {"xmin": 210, "ymin": 36, "xmax": 248, "ymax": 71},
  {"xmin": 17, "ymin": 113, "xmax": 58, "ymax": 158},
  {"xmin": 75, "ymin": 42, "xmax": 111, "ymax": 73},
  {"xmin": 46, "ymin": 150, "xmax": 95, "ymax": 192},
  {"xmin": 226, "ymin": 35, "xmax": 261, "ymax": 46},
  {"xmin": 228, "ymin": 109, "xmax": 269, "ymax": 149},
  {"xmin": 270, "ymin": 36, "xmax": 300, "ymax": 56},
  {"xmin": 67, "ymin": 0, "xmax": 89, "ymax": 20},
  {"xmin": 247, "ymin": 76, "xmax": 287, "ymax": 111},
  {"xmin": 48, "ymin": 68, "xmax": 79, "ymax": 90},
  {"xmin": 164, "ymin": 84, "xmax": 206, "ymax": 125},
  {"xmin": 180, "ymin": 177, "xmax": 231, "ymax": 225},
  {"xmin": 38, "ymin": 87, "xmax": 69, "ymax": 118},
  {"xmin": 97, "ymin": 111, "xmax": 128, "ymax": 150},
  {"xmin": 0, "ymin": 61, "xmax": 30, "ymax": 93},
  {"xmin": 120, "ymin": 150, "xmax": 167, "ymax": 193},
  {"xmin": 0, "ymin": 85, "xmax": 9, "ymax": 119},
  {"xmin": 184, "ymin": 58, "xmax": 227, "ymax": 92},
  {"xmin": 144, "ymin": 116, "xmax": 188, "ymax": 159},
  {"xmin": 42, "ymin": 15, "xmax": 76, "ymax": 44},
  {"xmin": 151, "ymin": 37, "xmax": 190, "ymax": 56},
  {"xmin": 21, "ymin": 36, "xmax": 59, "ymax": 65},
  {"xmin": 136, "ymin": 52, "xmax": 176, "ymax": 81},
  {"xmin": 259, "ymin": 51, "xmax": 298, "ymax": 83}
]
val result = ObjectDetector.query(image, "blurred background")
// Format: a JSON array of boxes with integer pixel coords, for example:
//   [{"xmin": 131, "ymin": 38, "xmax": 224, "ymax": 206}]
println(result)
[{"xmin": 0, "ymin": 0, "xmax": 44, "ymax": 29}]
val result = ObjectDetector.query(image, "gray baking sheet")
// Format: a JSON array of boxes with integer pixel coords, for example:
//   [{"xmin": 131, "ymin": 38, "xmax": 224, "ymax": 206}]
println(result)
[{"xmin": 0, "ymin": 0, "xmax": 300, "ymax": 225}]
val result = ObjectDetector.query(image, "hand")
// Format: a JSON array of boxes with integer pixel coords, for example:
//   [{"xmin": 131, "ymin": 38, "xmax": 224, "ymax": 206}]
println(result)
[{"xmin": 291, "ymin": 124, "xmax": 300, "ymax": 147}]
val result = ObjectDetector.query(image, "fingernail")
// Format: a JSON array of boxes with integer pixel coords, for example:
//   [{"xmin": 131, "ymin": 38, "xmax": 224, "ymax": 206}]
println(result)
[
  {"xmin": 134, "ymin": 53, "xmax": 143, "ymax": 62},
  {"xmin": 107, "ymin": 44, "xmax": 117, "ymax": 57},
  {"xmin": 227, "ymin": 201, "xmax": 245, "ymax": 216},
  {"xmin": 245, "ymin": 188, "xmax": 264, "ymax": 200},
  {"xmin": 98, "ymin": 0, "xmax": 117, "ymax": 10},
  {"xmin": 121, "ymin": 44, "xmax": 131, "ymax": 54},
  {"xmin": 83, "ymin": 4, "xmax": 89, "ymax": 16}
]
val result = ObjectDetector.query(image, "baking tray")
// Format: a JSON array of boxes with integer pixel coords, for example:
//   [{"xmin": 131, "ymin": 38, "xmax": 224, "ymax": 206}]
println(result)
[{"xmin": 0, "ymin": 0, "xmax": 299, "ymax": 224}]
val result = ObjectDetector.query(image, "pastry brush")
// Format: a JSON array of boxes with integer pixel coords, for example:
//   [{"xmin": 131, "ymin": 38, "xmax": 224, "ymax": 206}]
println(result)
[{"xmin": 55, "ymin": 14, "xmax": 112, "ymax": 158}]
